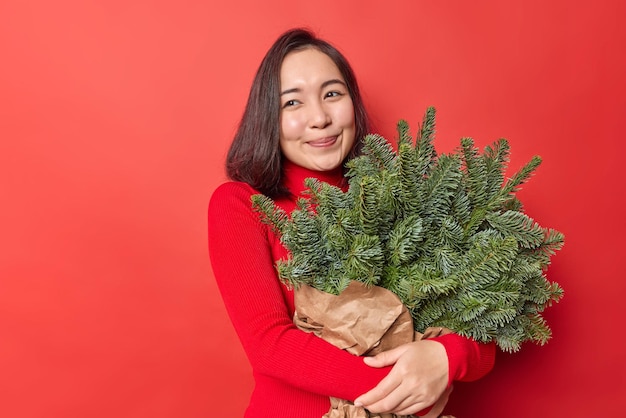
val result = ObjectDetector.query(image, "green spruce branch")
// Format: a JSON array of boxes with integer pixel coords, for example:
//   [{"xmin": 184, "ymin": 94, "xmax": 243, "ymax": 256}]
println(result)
[{"xmin": 251, "ymin": 107, "xmax": 564, "ymax": 353}]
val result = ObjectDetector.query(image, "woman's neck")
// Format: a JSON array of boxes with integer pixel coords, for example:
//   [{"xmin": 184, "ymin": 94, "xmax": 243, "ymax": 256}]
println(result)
[{"xmin": 282, "ymin": 160, "xmax": 345, "ymax": 197}]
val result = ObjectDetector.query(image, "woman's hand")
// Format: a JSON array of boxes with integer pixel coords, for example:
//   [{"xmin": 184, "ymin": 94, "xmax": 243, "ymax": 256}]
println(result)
[
  {"xmin": 417, "ymin": 386, "xmax": 453, "ymax": 418},
  {"xmin": 354, "ymin": 339, "xmax": 449, "ymax": 416}
]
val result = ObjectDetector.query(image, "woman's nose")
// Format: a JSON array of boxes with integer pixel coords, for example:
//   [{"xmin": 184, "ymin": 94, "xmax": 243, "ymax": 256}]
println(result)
[{"xmin": 308, "ymin": 102, "xmax": 331, "ymax": 129}]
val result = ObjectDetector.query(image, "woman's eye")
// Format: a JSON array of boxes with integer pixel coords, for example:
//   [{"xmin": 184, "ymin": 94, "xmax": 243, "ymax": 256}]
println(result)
[
  {"xmin": 325, "ymin": 91, "xmax": 342, "ymax": 98},
  {"xmin": 283, "ymin": 99, "xmax": 299, "ymax": 108}
]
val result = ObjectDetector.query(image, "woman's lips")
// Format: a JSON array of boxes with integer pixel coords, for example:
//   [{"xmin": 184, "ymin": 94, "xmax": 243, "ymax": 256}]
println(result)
[{"xmin": 308, "ymin": 136, "xmax": 338, "ymax": 147}]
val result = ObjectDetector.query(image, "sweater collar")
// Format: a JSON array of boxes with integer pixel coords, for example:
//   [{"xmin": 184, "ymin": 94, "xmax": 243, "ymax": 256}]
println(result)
[{"xmin": 282, "ymin": 160, "xmax": 345, "ymax": 197}]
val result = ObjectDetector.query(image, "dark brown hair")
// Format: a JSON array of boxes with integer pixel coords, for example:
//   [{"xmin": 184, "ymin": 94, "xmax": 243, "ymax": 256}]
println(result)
[{"xmin": 226, "ymin": 28, "xmax": 369, "ymax": 198}]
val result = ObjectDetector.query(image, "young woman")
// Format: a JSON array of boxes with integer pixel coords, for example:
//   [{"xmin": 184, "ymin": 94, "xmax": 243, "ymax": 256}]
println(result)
[{"xmin": 208, "ymin": 28, "xmax": 495, "ymax": 417}]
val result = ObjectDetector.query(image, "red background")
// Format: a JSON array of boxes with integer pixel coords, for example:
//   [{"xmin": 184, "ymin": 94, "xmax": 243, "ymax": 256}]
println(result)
[{"xmin": 1, "ymin": 1, "xmax": 624, "ymax": 416}]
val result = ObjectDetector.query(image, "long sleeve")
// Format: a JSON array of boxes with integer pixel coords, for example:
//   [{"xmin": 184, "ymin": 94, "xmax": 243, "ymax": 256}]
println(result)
[
  {"xmin": 430, "ymin": 334, "xmax": 495, "ymax": 385},
  {"xmin": 208, "ymin": 181, "xmax": 390, "ymax": 402}
]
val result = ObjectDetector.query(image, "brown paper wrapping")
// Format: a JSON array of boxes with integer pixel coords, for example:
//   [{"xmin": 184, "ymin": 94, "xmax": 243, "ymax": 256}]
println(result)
[{"xmin": 293, "ymin": 281, "xmax": 455, "ymax": 418}]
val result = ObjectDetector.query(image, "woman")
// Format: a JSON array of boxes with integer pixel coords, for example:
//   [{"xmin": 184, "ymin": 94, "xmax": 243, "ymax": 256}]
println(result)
[{"xmin": 208, "ymin": 28, "xmax": 495, "ymax": 417}]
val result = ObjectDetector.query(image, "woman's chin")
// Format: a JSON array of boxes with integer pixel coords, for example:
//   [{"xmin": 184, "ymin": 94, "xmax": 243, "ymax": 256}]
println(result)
[{"xmin": 309, "ymin": 160, "xmax": 342, "ymax": 172}]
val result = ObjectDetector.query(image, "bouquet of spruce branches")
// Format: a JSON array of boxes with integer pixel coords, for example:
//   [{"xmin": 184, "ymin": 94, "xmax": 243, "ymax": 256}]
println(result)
[{"xmin": 252, "ymin": 107, "xmax": 564, "ymax": 355}]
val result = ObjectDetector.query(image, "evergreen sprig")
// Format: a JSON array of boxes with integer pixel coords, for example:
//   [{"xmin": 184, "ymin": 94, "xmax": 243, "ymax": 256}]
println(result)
[{"xmin": 251, "ymin": 107, "xmax": 564, "ymax": 352}]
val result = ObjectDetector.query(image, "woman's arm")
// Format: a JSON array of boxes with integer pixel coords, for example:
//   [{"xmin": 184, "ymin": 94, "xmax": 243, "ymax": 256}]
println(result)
[{"xmin": 208, "ymin": 182, "xmax": 389, "ymax": 400}]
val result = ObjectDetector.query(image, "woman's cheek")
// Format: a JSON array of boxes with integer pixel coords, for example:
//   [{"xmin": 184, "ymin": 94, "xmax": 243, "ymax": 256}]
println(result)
[{"xmin": 284, "ymin": 111, "xmax": 306, "ymax": 134}]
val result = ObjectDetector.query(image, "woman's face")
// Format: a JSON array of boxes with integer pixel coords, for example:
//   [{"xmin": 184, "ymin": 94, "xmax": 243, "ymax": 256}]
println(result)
[{"xmin": 278, "ymin": 48, "xmax": 356, "ymax": 172}]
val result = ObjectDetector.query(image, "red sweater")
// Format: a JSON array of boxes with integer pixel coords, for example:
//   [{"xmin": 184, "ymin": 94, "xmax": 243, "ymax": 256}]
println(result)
[{"xmin": 208, "ymin": 162, "xmax": 495, "ymax": 417}]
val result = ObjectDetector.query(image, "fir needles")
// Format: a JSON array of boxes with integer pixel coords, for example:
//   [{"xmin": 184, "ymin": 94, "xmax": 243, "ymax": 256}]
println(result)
[{"xmin": 251, "ymin": 107, "xmax": 564, "ymax": 352}]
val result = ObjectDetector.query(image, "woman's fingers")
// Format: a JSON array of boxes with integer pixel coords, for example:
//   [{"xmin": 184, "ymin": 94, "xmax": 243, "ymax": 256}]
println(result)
[
  {"xmin": 363, "ymin": 344, "xmax": 410, "ymax": 368},
  {"xmin": 355, "ymin": 358, "xmax": 430, "ymax": 414},
  {"xmin": 409, "ymin": 386, "xmax": 453, "ymax": 417},
  {"xmin": 353, "ymin": 373, "xmax": 401, "ymax": 409},
  {"xmin": 355, "ymin": 340, "xmax": 449, "ymax": 415}
]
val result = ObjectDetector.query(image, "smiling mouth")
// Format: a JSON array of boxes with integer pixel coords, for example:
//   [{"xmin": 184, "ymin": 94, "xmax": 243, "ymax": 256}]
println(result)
[{"xmin": 308, "ymin": 136, "xmax": 338, "ymax": 147}]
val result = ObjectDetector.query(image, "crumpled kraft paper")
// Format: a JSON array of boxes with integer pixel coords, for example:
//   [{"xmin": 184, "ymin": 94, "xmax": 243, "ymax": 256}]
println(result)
[
  {"xmin": 322, "ymin": 388, "xmax": 453, "ymax": 418},
  {"xmin": 293, "ymin": 281, "xmax": 454, "ymax": 418},
  {"xmin": 294, "ymin": 281, "xmax": 415, "ymax": 356},
  {"xmin": 323, "ymin": 396, "xmax": 398, "ymax": 418}
]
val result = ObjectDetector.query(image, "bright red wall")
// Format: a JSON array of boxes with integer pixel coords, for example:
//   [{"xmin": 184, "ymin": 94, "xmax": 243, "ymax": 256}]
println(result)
[{"xmin": 1, "ymin": 1, "xmax": 624, "ymax": 417}]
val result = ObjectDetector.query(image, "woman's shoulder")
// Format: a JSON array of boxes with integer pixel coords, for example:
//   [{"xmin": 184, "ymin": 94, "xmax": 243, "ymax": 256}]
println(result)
[
  {"xmin": 210, "ymin": 181, "xmax": 259, "ymax": 206},
  {"xmin": 211, "ymin": 180, "xmax": 257, "ymax": 196},
  {"xmin": 209, "ymin": 180, "xmax": 295, "ymax": 215},
  {"xmin": 208, "ymin": 181, "xmax": 274, "ymax": 236}
]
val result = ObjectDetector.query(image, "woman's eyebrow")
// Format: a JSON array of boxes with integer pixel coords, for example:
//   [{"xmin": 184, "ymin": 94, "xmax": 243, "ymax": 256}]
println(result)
[
  {"xmin": 280, "ymin": 79, "xmax": 347, "ymax": 96},
  {"xmin": 321, "ymin": 79, "xmax": 347, "ymax": 89},
  {"xmin": 280, "ymin": 87, "xmax": 300, "ymax": 96}
]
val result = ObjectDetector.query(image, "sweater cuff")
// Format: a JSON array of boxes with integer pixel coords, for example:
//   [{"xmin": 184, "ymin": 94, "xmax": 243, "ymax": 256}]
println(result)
[{"xmin": 429, "ymin": 333, "xmax": 496, "ymax": 386}]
